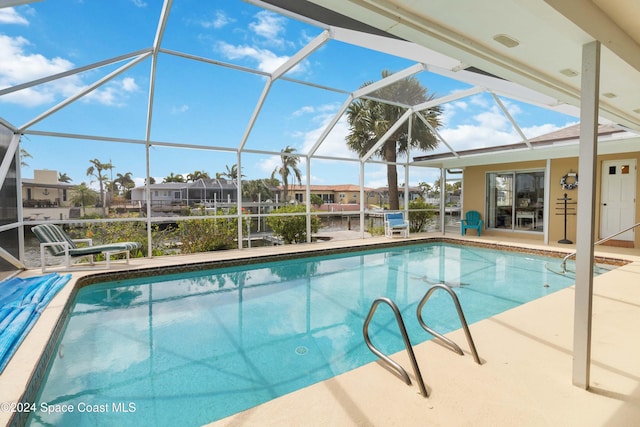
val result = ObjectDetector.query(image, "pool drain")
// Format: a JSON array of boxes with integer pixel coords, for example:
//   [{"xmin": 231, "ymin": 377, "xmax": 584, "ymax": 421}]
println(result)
[{"xmin": 295, "ymin": 346, "xmax": 308, "ymax": 355}]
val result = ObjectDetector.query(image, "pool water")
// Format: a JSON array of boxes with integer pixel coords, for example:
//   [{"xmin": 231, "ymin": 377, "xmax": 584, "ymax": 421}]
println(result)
[{"xmin": 27, "ymin": 243, "xmax": 583, "ymax": 426}]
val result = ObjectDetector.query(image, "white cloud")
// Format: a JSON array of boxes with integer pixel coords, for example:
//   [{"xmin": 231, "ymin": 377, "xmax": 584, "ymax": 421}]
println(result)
[
  {"xmin": 171, "ymin": 104, "xmax": 189, "ymax": 114},
  {"xmin": 83, "ymin": 77, "xmax": 140, "ymax": 107},
  {"xmin": 0, "ymin": 7, "xmax": 28, "ymax": 25},
  {"xmin": 0, "ymin": 35, "xmax": 141, "ymax": 107},
  {"xmin": 0, "ymin": 35, "xmax": 76, "ymax": 106},
  {"xmin": 120, "ymin": 77, "xmax": 138, "ymax": 92},
  {"xmin": 201, "ymin": 10, "xmax": 234, "ymax": 29},
  {"xmin": 0, "ymin": 34, "xmax": 141, "ymax": 108},
  {"xmin": 0, "ymin": 35, "xmax": 73, "ymax": 83},
  {"xmin": 249, "ymin": 11, "xmax": 286, "ymax": 43},
  {"xmin": 130, "ymin": 0, "xmax": 147, "ymax": 7},
  {"xmin": 216, "ymin": 41, "xmax": 307, "ymax": 74}
]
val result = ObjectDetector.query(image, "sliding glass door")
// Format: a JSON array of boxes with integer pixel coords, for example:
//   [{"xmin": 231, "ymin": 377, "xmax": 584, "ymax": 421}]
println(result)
[{"xmin": 486, "ymin": 170, "xmax": 544, "ymax": 232}]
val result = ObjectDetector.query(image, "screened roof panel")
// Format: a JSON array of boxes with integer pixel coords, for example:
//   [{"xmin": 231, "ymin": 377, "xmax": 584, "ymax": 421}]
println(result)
[{"xmin": 149, "ymin": 53, "xmax": 265, "ymax": 148}]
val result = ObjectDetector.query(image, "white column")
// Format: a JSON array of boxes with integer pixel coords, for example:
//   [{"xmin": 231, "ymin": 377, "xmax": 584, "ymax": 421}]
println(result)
[
  {"xmin": 440, "ymin": 167, "xmax": 446, "ymax": 234},
  {"xmin": 572, "ymin": 40, "xmax": 600, "ymax": 389}
]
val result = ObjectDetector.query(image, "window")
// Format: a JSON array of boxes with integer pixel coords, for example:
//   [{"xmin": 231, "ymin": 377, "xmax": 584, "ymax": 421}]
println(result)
[
  {"xmin": 486, "ymin": 171, "xmax": 544, "ymax": 232},
  {"xmin": 174, "ymin": 191, "xmax": 181, "ymax": 199}
]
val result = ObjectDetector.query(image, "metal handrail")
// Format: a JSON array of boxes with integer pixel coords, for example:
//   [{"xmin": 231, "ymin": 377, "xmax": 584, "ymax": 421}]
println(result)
[
  {"xmin": 416, "ymin": 284, "xmax": 481, "ymax": 364},
  {"xmin": 560, "ymin": 221, "xmax": 640, "ymax": 272},
  {"xmin": 363, "ymin": 297, "xmax": 428, "ymax": 397}
]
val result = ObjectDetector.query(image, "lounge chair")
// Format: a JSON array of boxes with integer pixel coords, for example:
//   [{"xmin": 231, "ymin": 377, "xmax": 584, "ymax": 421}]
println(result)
[
  {"xmin": 461, "ymin": 210, "xmax": 483, "ymax": 236},
  {"xmin": 32, "ymin": 223, "xmax": 142, "ymax": 272},
  {"xmin": 384, "ymin": 212, "xmax": 409, "ymax": 238}
]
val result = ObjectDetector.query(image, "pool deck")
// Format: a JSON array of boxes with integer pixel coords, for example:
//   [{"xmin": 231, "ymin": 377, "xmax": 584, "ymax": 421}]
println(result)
[{"xmin": 2, "ymin": 232, "xmax": 640, "ymax": 426}]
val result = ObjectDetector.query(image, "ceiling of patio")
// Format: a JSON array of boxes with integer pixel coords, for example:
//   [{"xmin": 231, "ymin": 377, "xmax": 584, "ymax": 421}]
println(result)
[{"xmin": 286, "ymin": 0, "xmax": 640, "ymax": 132}]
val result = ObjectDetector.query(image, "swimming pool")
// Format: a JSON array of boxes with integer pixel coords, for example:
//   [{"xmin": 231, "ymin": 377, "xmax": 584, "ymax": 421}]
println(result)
[{"xmin": 26, "ymin": 242, "xmax": 583, "ymax": 426}]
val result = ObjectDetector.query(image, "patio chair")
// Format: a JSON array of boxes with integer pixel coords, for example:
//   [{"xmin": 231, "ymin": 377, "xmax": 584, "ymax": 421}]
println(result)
[
  {"xmin": 32, "ymin": 223, "xmax": 142, "ymax": 272},
  {"xmin": 461, "ymin": 210, "xmax": 483, "ymax": 236},
  {"xmin": 384, "ymin": 212, "xmax": 409, "ymax": 238}
]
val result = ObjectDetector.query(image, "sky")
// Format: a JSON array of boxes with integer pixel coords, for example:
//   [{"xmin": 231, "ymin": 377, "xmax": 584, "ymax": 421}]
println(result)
[{"xmin": 0, "ymin": 0, "xmax": 577, "ymax": 191}]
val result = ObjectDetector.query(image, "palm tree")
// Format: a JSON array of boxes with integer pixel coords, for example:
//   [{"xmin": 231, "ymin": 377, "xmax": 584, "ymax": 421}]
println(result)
[
  {"xmin": 115, "ymin": 172, "xmax": 135, "ymax": 198},
  {"xmin": 346, "ymin": 70, "xmax": 442, "ymax": 210},
  {"xmin": 221, "ymin": 164, "xmax": 244, "ymax": 182},
  {"xmin": 242, "ymin": 179, "xmax": 274, "ymax": 202},
  {"xmin": 20, "ymin": 148, "xmax": 32, "ymax": 167},
  {"xmin": 163, "ymin": 172, "xmax": 186, "ymax": 183},
  {"xmin": 186, "ymin": 170, "xmax": 210, "ymax": 182},
  {"xmin": 86, "ymin": 158, "xmax": 113, "ymax": 216},
  {"xmin": 271, "ymin": 146, "xmax": 302, "ymax": 202},
  {"xmin": 70, "ymin": 182, "xmax": 98, "ymax": 216},
  {"xmin": 58, "ymin": 172, "xmax": 72, "ymax": 183}
]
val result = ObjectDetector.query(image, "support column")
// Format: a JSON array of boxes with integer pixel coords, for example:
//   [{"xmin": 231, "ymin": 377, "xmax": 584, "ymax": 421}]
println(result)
[
  {"xmin": 440, "ymin": 167, "xmax": 446, "ymax": 234},
  {"xmin": 572, "ymin": 40, "xmax": 600, "ymax": 389}
]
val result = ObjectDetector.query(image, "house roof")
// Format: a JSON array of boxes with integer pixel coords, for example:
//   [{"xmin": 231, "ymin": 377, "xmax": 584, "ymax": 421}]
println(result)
[
  {"xmin": 288, "ymin": 184, "xmax": 370, "ymax": 192},
  {"xmin": 20, "ymin": 180, "xmax": 74, "ymax": 190}
]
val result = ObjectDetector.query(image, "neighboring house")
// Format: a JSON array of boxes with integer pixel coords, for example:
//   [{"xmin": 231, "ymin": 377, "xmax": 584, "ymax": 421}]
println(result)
[
  {"xmin": 130, "ymin": 179, "xmax": 259, "ymax": 208},
  {"xmin": 21, "ymin": 169, "xmax": 77, "ymax": 220},
  {"xmin": 414, "ymin": 123, "xmax": 640, "ymax": 247},
  {"xmin": 287, "ymin": 184, "xmax": 423, "ymax": 208},
  {"xmin": 288, "ymin": 184, "xmax": 368, "ymax": 206},
  {"xmin": 22, "ymin": 170, "xmax": 73, "ymax": 208}
]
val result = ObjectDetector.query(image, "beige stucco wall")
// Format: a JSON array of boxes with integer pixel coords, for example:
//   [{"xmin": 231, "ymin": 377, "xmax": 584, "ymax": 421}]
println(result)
[
  {"xmin": 33, "ymin": 169, "xmax": 58, "ymax": 184},
  {"xmin": 462, "ymin": 153, "xmax": 640, "ymax": 248}
]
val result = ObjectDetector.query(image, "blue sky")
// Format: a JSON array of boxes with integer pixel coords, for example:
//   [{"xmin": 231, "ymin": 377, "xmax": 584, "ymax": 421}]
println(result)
[{"xmin": 0, "ymin": 0, "xmax": 577, "ymax": 190}]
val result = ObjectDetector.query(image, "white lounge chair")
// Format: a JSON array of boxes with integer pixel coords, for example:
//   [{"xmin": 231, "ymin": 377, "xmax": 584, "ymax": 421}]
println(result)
[{"xmin": 32, "ymin": 223, "xmax": 141, "ymax": 272}]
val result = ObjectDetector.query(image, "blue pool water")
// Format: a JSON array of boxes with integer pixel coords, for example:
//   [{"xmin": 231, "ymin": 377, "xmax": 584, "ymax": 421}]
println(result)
[{"xmin": 27, "ymin": 242, "xmax": 584, "ymax": 426}]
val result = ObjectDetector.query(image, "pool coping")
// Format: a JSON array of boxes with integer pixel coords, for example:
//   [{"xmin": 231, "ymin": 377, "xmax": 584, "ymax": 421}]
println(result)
[{"xmin": 1, "ymin": 234, "xmax": 637, "ymax": 426}]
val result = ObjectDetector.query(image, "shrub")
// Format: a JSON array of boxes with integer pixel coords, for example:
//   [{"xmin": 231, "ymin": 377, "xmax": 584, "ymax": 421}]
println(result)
[
  {"xmin": 177, "ymin": 210, "xmax": 239, "ymax": 253},
  {"xmin": 266, "ymin": 204, "xmax": 321, "ymax": 244},
  {"xmin": 408, "ymin": 199, "xmax": 436, "ymax": 232},
  {"xmin": 74, "ymin": 217, "xmax": 160, "ymax": 258}
]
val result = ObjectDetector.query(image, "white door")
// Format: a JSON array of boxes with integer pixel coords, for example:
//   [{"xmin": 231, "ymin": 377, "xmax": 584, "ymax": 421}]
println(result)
[{"xmin": 600, "ymin": 159, "xmax": 636, "ymax": 240}]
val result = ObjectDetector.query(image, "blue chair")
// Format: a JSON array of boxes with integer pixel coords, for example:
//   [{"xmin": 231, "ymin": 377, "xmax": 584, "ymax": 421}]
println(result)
[
  {"xmin": 384, "ymin": 212, "xmax": 409, "ymax": 238},
  {"xmin": 461, "ymin": 210, "xmax": 483, "ymax": 236}
]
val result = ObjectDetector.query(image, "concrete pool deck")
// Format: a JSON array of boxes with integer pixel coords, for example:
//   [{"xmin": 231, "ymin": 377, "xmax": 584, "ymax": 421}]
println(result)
[{"xmin": 2, "ymin": 233, "xmax": 640, "ymax": 426}]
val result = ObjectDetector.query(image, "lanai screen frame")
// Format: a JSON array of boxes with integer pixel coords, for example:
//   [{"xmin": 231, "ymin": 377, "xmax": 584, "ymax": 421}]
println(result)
[{"xmin": 0, "ymin": 0, "xmax": 579, "ymax": 268}]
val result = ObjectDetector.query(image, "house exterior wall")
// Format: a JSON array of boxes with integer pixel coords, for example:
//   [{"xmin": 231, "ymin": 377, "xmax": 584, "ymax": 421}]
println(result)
[
  {"xmin": 462, "ymin": 152, "xmax": 640, "ymax": 247},
  {"xmin": 22, "ymin": 169, "xmax": 74, "ymax": 208}
]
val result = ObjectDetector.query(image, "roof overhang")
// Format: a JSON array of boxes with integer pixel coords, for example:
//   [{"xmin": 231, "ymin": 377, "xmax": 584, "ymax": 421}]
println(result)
[
  {"xmin": 412, "ymin": 131, "xmax": 640, "ymax": 169},
  {"xmin": 297, "ymin": 0, "xmax": 640, "ymax": 132}
]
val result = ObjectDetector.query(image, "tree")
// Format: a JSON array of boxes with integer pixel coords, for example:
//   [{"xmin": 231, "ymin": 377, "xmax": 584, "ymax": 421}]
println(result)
[
  {"xmin": 346, "ymin": 70, "xmax": 442, "ymax": 210},
  {"xmin": 186, "ymin": 170, "xmax": 210, "ymax": 182},
  {"xmin": 242, "ymin": 179, "xmax": 274, "ymax": 202},
  {"xmin": 70, "ymin": 182, "xmax": 99, "ymax": 216},
  {"xmin": 271, "ymin": 146, "xmax": 302, "ymax": 203},
  {"xmin": 58, "ymin": 172, "xmax": 72, "ymax": 183},
  {"xmin": 221, "ymin": 164, "xmax": 244, "ymax": 181},
  {"xmin": 20, "ymin": 148, "xmax": 32, "ymax": 167},
  {"xmin": 310, "ymin": 194, "xmax": 324, "ymax": 207},
  {"xmin": 418, "ymin": 181, "xmax": 432, "ymax": 197},
  {"xmin": 163, "ymin": 172, "xmax": 186, "ymax": 183},
  {"xmin": 86, "ymin": 158, "xmax": 113, "ymax": 216},
  {"xmin": 115, "ymin": 172, "xmax": 135, "ymax": 198}
]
